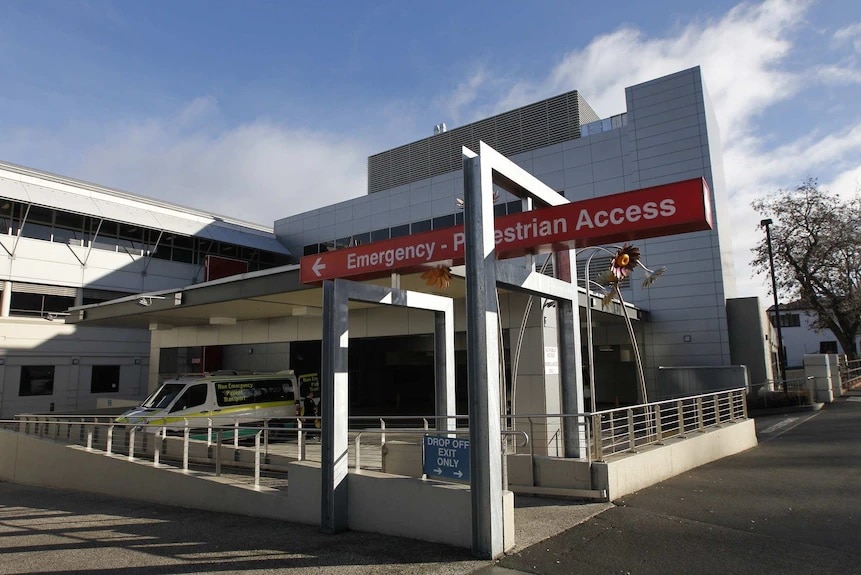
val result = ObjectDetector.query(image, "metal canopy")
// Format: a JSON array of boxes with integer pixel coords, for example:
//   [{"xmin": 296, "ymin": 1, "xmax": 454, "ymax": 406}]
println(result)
[{"xmin": 66, "ymin": 266, "xmax": 471, "ymax": 329}]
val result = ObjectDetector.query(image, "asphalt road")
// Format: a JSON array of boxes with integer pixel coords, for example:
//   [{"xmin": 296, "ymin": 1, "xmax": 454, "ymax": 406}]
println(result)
[{"xmin": 488, "ymin": 398, "xmax": 861, "ymax": 575}]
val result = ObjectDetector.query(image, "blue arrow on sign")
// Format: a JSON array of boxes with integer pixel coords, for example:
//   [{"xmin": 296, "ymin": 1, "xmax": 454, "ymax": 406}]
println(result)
[{"xmin": 423, "ymin": 434, "xmax": 470, "ymax": 482}]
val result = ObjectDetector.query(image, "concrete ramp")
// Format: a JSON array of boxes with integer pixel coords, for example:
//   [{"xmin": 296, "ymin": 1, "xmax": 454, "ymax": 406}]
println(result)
[{"xmin": 0, "ymin": 429, "xmax": 508, "ymax": 549}]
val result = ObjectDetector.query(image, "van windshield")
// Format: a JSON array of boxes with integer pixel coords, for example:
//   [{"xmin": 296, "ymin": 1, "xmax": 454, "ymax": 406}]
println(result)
[{"xmin": 141, "ymin": 383, "xmax": 186, "ymax": 409}]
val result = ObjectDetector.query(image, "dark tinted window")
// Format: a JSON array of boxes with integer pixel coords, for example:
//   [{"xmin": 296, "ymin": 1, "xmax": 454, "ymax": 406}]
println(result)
[
  {"xmin": 91, "ymin": 365, "xmax": 120, "ymax": 393},
  {"xmin": 170, "ymin": 384, "xmax": 209, "ymax": 412},
  {"xmin": 20, "ymin": 365, "xmax": 54, "ymax": 396}
]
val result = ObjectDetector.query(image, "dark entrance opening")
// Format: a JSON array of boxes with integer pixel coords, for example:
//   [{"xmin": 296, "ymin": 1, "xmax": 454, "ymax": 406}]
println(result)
[{"xmin": 291, "ymin": 335, "xmax": 438, "ymax": 417}]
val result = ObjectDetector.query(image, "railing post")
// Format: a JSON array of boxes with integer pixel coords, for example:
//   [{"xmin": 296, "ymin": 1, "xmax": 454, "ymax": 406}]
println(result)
[
  {"xmin": 592, "ymin": 414, "xmax": 603, "ymax": 461},
  {"xmin": 263, "ymin": 419, "xmax": 270, "ymax": 461},
  {"xmin": 528, "ymin": 417, "xmax": 537, "ymax": 486},
  {"xmin": 107, "ymin": 424, "xmax": 114, "ymax": 455},
  {"xmin": 207, "ymin": 418, "xmax": 212, "ymax": 447},
  {"xmin": 713, "ymin": 394, "xmax": 720, "ymax": 426},
  {"xmin": 696, "ymin": 397, "xmax": 704, "ymax": 432},
  {"xmin": 128, "ymin": 427, "xmax": 136, "ymax": 460},
  {"xmin": 354, "ymin": 434, "xmax": 361, "ymax": 471},
  {"xmin": 380, "ymin": 418, "xmax": 386, "ymax": 447},
  {"xmin": 654, "ymin": 405, "xmax": 663, "ymax": 444},
  {"xmin": 297, "ymin": 419, "xmax": 305, "ymax": 461},
  {"xmin": 729, "ymin": 391, "xmax": 737, "ymax": 422},
  {"xmin": 627, "ymin": 409, "xmax": 636, "ymax": 451},
  {"xmin": 677, "ymin": 400, "xmax": 685, "ymax": 437},
  {"xmin": 215, "ymin": 430, "xmax": 221, "ymax": 476},
  {"xmin": 742, "ymin": 389, "xmax": 749, "ymax": 420},
  {"xmin": 86, "ymin": 424, "xmax": 93, "ymax": 450},
  {"xmin": 254, "ymin": 431, "xmax": 261, "ymax": 488},
  {"xmin": 233, "ymin": 420, "xmax": 240, "ymax": 449},
  {"xmin": 154, "ymin": 428, "xmax": 162, "ymax": 467},
  {"xmin": 183, "ymin": 424, "xmax": 190, "ymax": 472}
]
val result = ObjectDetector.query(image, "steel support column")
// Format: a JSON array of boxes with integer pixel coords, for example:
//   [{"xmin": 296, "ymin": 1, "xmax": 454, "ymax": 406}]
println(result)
[
  {"xmin": 321, "ymin": 279, "xmax": 350, "ymax": 533},
  {"xmin": 463, "ymin": 150, "xmax": 504, "ymax": 559},
  {"xmin": 555, "ymin": 250, "xmax": 585, "ymax": 457},
  {"xmin": 320, "ymin": 279, "xmax": 456, "ymax": 534}
]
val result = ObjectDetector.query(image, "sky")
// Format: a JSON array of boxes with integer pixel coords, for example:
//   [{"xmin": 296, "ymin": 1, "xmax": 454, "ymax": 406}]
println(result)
[{"xmin": 1, "ymin": 0, "xmax": 860, "ymax": 304}]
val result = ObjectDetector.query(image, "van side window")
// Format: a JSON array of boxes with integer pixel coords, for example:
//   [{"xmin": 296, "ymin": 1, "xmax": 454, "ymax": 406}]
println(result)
[
  {"xmin": 170, "ymin": 384, "xmax": 208, "ymax": 413},
  {"xmin": 214, "ymin": 378, "xmax": 295, "ymax": 407}
]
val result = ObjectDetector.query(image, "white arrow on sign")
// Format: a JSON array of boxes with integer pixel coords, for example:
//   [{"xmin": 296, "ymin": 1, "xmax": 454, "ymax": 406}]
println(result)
[
  {"xmin": 312, "ymin": 257, "xmax": 327, "ymax": 277},
  {"xmin": 433, "ymin": 468, "xmax": 442, "ymax": 474},
  {"xmin": 454, "ymin": 470, "xmax": 463, "ymax": 478}
]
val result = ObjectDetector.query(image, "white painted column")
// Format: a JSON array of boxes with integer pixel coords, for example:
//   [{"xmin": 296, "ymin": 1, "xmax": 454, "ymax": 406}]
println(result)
[{"xmin": 1, "ymin": 281, "xmax": 11, "ymax": 317}]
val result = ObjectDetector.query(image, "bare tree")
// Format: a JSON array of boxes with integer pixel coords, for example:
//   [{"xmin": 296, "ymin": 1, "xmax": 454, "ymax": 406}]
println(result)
[{"xmin": 752, "ymin": 178, "xmax": 861, "ymax": 359}]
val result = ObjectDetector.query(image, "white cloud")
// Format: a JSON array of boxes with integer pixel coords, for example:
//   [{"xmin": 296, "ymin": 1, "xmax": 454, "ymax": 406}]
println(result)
[
  {"xmin": 75, "ymin": 101, "xmax": 369, "ymax": 226},
  {"xmin": 446, "ymin": 0, "xmax": 861, "ymax": 305},
  {"xmin": 834, "ymin": 22, "xmax": 861, "ymax": 53}
]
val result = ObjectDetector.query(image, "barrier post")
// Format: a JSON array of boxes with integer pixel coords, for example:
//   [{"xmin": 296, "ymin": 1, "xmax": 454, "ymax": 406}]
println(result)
[
  {"xmin": 627, "ymin": 409, "xmax": 636, "ymax": 451},
  {"xmin": 254, "ymin": 431, "xmax": 261, "ymax": 487},
  {"xmin": 128, "ymin": 427, "xmax": 136, "ymax": 460},
  {"xmin": 183, "ymin": 423, "xmax": 190, "ymax": 471},
  {"xmin": 697, "ymin": 397, "xmax": 704, "ymax": 432}
]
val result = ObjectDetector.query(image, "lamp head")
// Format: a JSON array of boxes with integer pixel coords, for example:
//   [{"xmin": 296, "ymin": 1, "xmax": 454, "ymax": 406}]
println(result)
[{"xmin": 760, "ymin": 218, "xmax": 773, "ymax": 227}]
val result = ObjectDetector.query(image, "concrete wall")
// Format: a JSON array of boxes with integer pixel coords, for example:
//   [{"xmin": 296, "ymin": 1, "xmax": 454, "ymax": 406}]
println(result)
[
  {"xmin": 803, "ymin": 353, "xmax": 842, "ymax": 402},
  {"xmin": 592, "ymin": 419, "xmax": 757, "ymax": 499},
  {"xmin": 0, "ymin": 430, "xmax": 511, "ymax": 550},
  {"xmin": 726, "ymin": 296, "xmax": 773, "ymax": 385},
  {"xmin": 0, "ymin": 319, "xmax": 150, "ymax": 417},
  {"xmin": 379, "ymin": 420, "xmax": 757, "ymax": 503}
]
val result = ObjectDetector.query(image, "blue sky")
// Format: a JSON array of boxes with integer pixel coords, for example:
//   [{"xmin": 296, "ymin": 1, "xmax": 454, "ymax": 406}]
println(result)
[{"xmin": 2, "ymin": 0, "xmax": 860, "ymax": 303}]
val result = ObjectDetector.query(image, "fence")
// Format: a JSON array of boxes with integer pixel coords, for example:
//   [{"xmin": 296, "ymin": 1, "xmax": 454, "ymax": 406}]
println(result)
[
  {"xmin": 747, "ymin": 376, "xmax": 814, "ymax": 408},
  {"xmin": 3, "ymin": 388, "xmax": 748, "ymax": 489},
  {"xmin": 588, "ymin": 387, "xmax": 746, "ymax": 460},
  {"xmin": 839, "ymin": 357, "xmax": 861, "ymax": 390}
]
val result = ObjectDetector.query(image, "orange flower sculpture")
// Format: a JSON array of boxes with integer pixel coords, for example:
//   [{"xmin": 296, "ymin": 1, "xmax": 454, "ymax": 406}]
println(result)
[
  {"xmin": 610, "ymin": 244, "xmax": 640, "ymax": 279},
  {"xmin": 421, "ymin": 266, "xmax": 452, "ymax": 290}
]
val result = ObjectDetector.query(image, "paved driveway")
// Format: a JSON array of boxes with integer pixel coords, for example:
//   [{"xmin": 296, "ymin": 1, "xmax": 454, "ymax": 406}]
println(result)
[{"xmin": 490, "ymin": 399, "xmax": 861, "ymax": 575}]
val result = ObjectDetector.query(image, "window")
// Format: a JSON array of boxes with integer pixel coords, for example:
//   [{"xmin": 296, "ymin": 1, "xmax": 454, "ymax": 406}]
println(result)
[
  {"xmin": 214, "ymin": 378, "xmax": 294, "ymax": 407},
  {"xmin": 53, "ymin": 211, "xmax": 86, "ymax": 245},
  {"xmin": 432, "ymin": 215, "xmax": 454, "ymax": 230},
  {"xmin": 371, "ymin": 228, "xmax": 390, "ymax": 242},
  {"xmin": 771, "ymin": 313, "xmax": 801, "ymax": 328},
  {"xmin": 820, "ymin": 341, "xmax": 839, "ymax": 354},
  {"xmin": 91, "ymin": 365, "xmax": 120, "ymax": 393},
  {"xmin": 143, "ymin": 383, "xmax": 185, "ymax": 409},
  {"xmin": 411, "ymin": 219, "xmax": 431, "ymax": 233},
  {"xmin": 9, "ymin": 293, "xmax": 75, "ymax": 317},
  {"xmin": 169, "ymin": 384, "xmax": 209, "ymax": 413},
  {"xmin": 21, "ymin": 206, "xmax": 53, "ymax": 241},
  {"xmin": 390, "ymin": 224, "xmax": 410, "ymax": 238},
  {"xmin": 20, "ymin": 365, "xmax": 55, "ymax": 396}
]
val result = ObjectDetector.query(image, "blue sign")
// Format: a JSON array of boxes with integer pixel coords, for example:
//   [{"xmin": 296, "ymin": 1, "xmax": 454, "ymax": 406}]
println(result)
[{"xmin": 423, "ymin": 435, "xmax": 470, "ymax": 482}]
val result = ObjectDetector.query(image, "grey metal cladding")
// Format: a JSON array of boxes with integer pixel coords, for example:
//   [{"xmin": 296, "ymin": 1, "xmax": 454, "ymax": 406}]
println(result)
[{"xmin": 367, "ymin": 90, "xmax": 590, "ymax": 193}]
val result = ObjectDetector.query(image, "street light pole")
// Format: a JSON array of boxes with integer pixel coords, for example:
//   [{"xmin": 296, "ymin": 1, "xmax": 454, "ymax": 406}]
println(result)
[{"xmin": 761, "ymin": 218, "xmax": 786, "ymax": 392}]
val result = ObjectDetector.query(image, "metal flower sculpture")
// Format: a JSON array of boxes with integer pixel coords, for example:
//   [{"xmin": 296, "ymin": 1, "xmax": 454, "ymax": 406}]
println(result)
[
  {"xmin": 599, "ymin": 244, "xmax": 667, "ymax": 306},
  {"xmin": 610, "ymin": 244, "xmax": 640, "ymax": 279},
  {"xmin": 590, "ymin": 243, "xmax": 667, "ymax": 405},
  {"xmin": 421, "ymin": 266, "xmax": 452, "ymax": 290}
]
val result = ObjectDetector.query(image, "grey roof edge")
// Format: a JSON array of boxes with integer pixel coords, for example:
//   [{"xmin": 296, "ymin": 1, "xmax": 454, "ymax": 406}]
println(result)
[{"xmin": 0, "ymin": 159, "xmax": 274, "ymax": 233}]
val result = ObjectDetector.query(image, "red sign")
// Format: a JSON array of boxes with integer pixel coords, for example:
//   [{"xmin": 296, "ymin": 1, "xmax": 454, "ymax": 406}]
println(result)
[{"xmin": 300, "ymin": 178, "xmax": 712, "ymax": 283}]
